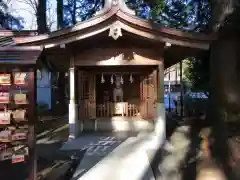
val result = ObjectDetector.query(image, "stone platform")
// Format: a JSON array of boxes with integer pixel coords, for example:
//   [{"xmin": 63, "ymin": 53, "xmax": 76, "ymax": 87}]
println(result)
[{"xmin": 82, "ymin": 116, "xmax": 155, "ymax": 132}]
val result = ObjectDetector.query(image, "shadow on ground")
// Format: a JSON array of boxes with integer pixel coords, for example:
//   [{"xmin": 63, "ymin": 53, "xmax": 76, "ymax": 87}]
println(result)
[
  {"xmin": 208, "ymin": 120, "xmax": 240, "ymax": 180},
  {"xmin": 37, "ymin": 142, "xmax": 86, "ymax": 180},
  {"xmin": 0, "ymin": 116, "xmax": 69, "ymax": 180},
  {"xmin": 62, "ymin": 132, "xmax": 138, "ymax": 180},
  {"xmin": 143, "ymin": 114, "xmax": 240, "ymax": 180},
  {"xmin": 36, "ymin": 116, "xmax": 68, "ymax": 140}
]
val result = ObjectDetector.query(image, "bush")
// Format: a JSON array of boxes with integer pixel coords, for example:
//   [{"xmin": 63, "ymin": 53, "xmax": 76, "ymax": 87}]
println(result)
[
  {"xmin": 37, "ymin": 103, "xmax": 49, "ymax": 114},
  {"xmin": 184, "ymin": 95, "xmax": 208, "ymax": 116}
]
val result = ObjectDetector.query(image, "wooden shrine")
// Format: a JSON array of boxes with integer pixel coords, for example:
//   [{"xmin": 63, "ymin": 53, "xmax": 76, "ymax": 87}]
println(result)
[{"xmin": 13, "ymin": 0, "xmax": 215, "ymax": 134}]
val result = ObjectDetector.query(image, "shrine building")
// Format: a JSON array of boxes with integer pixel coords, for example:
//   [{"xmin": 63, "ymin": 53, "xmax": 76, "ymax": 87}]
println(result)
[{"xmin": 12, "ymin": 0, "xmax": 215, "ymax": 138}]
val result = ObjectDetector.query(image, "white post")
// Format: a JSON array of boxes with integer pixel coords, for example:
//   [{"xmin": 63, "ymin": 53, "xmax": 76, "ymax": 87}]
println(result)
[
  {"xmin": 68, "ymin": 56, "xmax": 79, "ymax": 139},
  {"xmin": 154, "ymin": 63, "xmax": 166, "ymax": 146}
]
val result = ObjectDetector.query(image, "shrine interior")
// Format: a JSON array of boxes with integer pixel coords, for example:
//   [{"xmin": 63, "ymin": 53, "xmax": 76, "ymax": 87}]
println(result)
[
  {"xmin": 77, "ymin": 65, "xmax": 158, "ymax": 119},
  {"xmin": 96, "ymin": 73, "xmax": 141, "ymax": 117}
]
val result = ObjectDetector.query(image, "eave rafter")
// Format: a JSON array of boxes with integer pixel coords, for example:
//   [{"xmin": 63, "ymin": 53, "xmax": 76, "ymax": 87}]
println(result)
[{"xmin": 13, "ymin": 0, "xmax": 216, "ymax": 50}]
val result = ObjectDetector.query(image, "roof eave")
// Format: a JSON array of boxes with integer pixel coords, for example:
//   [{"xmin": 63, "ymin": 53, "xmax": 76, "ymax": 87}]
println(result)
[
  {"xmin": 14, "ymin": 18, "xmax": 212, "ymax": 50},
  {"xmin": 0, "ymin": 46, "xmax": 43, "ymax": 64},
  {"xmin": 12, "ymin": 0, "xmax": 215, "ymax": 50}
]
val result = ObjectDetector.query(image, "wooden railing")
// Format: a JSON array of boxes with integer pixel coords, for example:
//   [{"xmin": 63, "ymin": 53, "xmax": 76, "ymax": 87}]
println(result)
[
  {"xmin": 96, "ymin": 102, "xmax": 139, "ymax": 117},
  {"xmin": 79, "ymin": 100, "xmax": 156, "ymax": 119}
]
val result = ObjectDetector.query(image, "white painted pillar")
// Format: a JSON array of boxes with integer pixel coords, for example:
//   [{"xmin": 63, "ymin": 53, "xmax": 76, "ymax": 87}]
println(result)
[
  {"xmin": 154, "ymin": 63, "xmax": 166, "ymax": 146},
  {"xmin": 68, "ymin": 57, "xmax": 79, "ymax": 139}
]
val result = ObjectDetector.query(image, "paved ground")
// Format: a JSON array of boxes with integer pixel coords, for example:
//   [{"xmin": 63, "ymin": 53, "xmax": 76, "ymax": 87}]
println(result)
[
  {"xmin": 1, "ymin": 115, "xmax": 240, "ymax": 180},
  {"xmin": 66, "ymin": 133, "xmax": 157, "ymax": 180},
  {"xmin": 60, "ymin": 128, "xmax": 188, "ymax": 180},
  {"xmin": 61, "ymin": 132, "xmax": 140, "ymax": 179}
]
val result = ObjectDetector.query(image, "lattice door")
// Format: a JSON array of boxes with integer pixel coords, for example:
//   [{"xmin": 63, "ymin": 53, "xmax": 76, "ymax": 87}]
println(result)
[
  {"xmin": 88, "ymin": 74, "xmax": 96, "ymax": 119},
  {"xmin": 78, "ymin": 71, "xmax": 96, "ymax": 119},
  {"xmin": 140, "ymin": 70, "xmax": 157, "ymax": 120}
]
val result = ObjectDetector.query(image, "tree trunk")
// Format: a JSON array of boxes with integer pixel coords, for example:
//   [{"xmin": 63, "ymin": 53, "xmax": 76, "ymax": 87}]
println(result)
[
  {"xmin": 208, "ymin": 37, "xmax": 237, "ymax": 179},
  {"xmin": 72, "ymin": 0, "xmax": 77, "ymax": 25},
  {"xmin": 207, "ymin": 1, "xmax": 240, "ymax": 179},
  {"xmin": 208, "ymin": 8, "xmax": 240, "ymax": 179},
  {"xmin": 211, "ymin": 36, "xmax": 240, "ymax": 112},
  {"xmin": 57, "ymin": 0, "xmax": 64, "ymax": 29},
  {"xmin": 36, "ymin": 0, "xmax": 48, "ymax": 33},
  {"xmin": 210, "ymin": 0, "xmax": 235, "ymax": 32}
]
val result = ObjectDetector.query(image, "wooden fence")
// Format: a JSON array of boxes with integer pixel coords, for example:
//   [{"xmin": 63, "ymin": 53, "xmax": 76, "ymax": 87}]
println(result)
[{"xmin": 96, "ymin": 102, "xmax": 139, "ymax": 117}]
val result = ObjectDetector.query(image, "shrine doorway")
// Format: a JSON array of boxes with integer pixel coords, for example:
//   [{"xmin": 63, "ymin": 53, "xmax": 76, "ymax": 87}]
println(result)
[
  {"xmin": 78, "ymin": 66, "xmax": 158, "ymax": 121},
  {"xmin": 96, "ymin": 73, "xmax": 141, "ymax": 117}
]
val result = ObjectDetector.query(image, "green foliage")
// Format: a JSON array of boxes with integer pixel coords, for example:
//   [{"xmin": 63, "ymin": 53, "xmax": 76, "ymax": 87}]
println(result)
[
  {"xmin": 156, "ymin": 0, "xmax": 195, "ymax": 29},
  {"xmin": 37, "ymin": 103, "xmax": 49, "ymax": 114},
  {"xmin": 194, "ymin": 0, "xmax": 211, "ymax": 32},
  {"xmin": 184, "ymin": 52, "xmax": 210, "ymax": 95},
  {"xmin": 143, "ymin": 0, "xmax": 211, "ymax": 32},
  {"xmin": 184, "ymin": 95, "xmax": 208, "ymax": 116},
  {"xmin": 150, "ymin": 0, "xmax": 165, "ymax": 19}
]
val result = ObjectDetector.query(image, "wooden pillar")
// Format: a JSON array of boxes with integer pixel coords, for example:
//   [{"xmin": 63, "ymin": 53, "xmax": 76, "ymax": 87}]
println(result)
[
  {"xmin": 68, "ymin": 55, "xmax": 79, "ymax": 139},
  {"xmin": 180, "ymin": 60, "xmax": 184, "ymax": 118},
  {"xmin": 168, "ymin": 69, "xmax": 171, "ymax": 112},
  {"xmin": 28, "ymin": 68, "xmax": 37, "ymax": 180},
  {"xmin": 155, "ymin": 63, "xmax": 166, "ymax": 139}
]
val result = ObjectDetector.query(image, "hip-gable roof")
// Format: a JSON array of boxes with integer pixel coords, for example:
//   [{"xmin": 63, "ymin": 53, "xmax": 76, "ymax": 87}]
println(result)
[{"xmin": 13, "ymin": 0, "xmax": 216, "ymax": 50}]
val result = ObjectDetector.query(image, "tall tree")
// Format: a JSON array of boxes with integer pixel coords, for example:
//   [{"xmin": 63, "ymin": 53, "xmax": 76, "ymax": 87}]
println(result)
[
  {"xmin": 205, "ymin": 2, "xmax": 240, "ymax": 178},
  {"xmin": 57, "ymin": 0, "xmax": 64, "ymax": 29},
  {"xmin": 63, "ymin": 0, "xmax": 103, "ymax": 27},
  {"xmin": 127, "ymin": 0, "xmax": 210, "ymax": 32},
  {"xmin": 36, "ymin": 0, "xmax": 48, "ymax": 33},
  {"xmin": 17, "ymin": 0, "xmax": 48, "ymax": 32}
]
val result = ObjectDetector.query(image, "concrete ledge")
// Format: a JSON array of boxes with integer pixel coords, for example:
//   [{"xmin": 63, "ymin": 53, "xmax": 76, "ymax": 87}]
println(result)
[
  {"xmin": 82, "ymin": 117, "xmax": 155, "ymax": 132},
  {"xmin": 83, "ymin": 120, "xmax": 96, "ymax": 131}
]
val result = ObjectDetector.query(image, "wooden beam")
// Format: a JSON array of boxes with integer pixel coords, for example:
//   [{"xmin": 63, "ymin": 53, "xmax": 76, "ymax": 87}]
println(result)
[
  {"xmin": 75, "ymin": 51, "xmax": 163, "ymax": 66},
  {"xmin": 28, "ymin": 69, "xmax": 37, "ymax": 180},
  {"xmin": 76, "ymin": 59, "xmax": 162, "ymax": 66}
]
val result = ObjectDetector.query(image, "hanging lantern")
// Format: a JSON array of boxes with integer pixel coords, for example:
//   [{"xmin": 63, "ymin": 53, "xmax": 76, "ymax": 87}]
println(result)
[
  {"xmin": 120, "ymin": 75, "xmax": 124, "ymax": 84},
  {"xmin": 110, "ymin": 75, "xmax": 114, "ymax": 84},
  {"xmin": 129, "ymin": 74, "xmax": 134, "ymax": 83},
  {"xmin": 101, "ymin": 74, "xmax": 105, "ymax": 84}
]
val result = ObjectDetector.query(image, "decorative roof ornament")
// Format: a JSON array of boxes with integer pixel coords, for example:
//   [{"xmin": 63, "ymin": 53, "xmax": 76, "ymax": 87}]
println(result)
[
  {"xmin": 112, "ymin": 0, "xmax": 118, "ymax": 6},
  {"xmin": 120, "ymin": 75, "xmax": 124, "ymax": 84},
  {"xmin": 109, "ymin": 22, "xmax": 122, "ymax": 40},
  {"xmin": 96, "ymin": 0, "xmax": 135, "ymax": 16},
  {"xmin": 129, "ymin": 74, "xmax": 134, "ymax": 83},
  {"xmin": 110, "ymin": 75, "xmax": 114, "ymax": 84},
  {"xmin": 101, "ymin": 74, "xmax": 105, "ymax": 83}
]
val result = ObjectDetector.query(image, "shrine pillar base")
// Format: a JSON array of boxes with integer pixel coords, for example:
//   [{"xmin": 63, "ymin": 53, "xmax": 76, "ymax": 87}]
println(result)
[
  {"xmin": 69, "ymin": 103, "xmax": 79, "ymax": 139},
  {"xmin": 154, "ymin": 103, "xmax": 166, "ymax": 136}
]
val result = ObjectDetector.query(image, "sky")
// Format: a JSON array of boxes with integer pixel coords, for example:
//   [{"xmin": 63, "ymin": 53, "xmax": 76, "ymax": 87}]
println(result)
[{"xmin": 4, "ymin": 0, "xmax": 57, "ymax": 30}]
